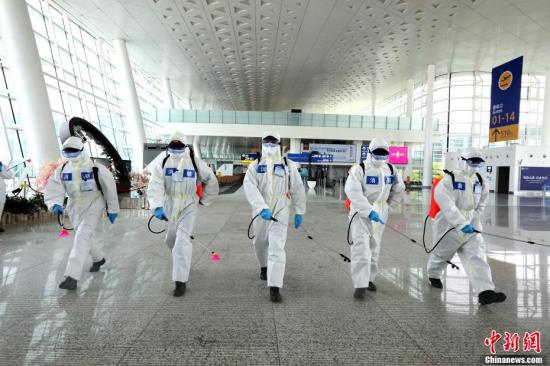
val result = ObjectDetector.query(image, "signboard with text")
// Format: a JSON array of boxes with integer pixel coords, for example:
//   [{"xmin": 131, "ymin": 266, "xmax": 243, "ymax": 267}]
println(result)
[
  {"xmin": 489, "ymin": 56, "xmax": 522, "ymax": 143},
  {"xmin": 287, "ymin": 153, "xmax": 309, "ymax": 163},
  {"xmin": 519, "ymin": 166, "xmax": 550, "ymax": 191},
  {"xmin": 310, "ymin": 154, "xmax": 333, "ymax": 163},
  {"xmin": 301, "ymin": 143, "xmax": 355, "ymax": 163},
  {"xmin": 360, "ymin": 144, "xmax": 369, "ymax": 161}
]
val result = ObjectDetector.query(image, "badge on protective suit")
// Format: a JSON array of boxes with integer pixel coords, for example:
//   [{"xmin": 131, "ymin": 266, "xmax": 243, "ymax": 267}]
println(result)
[
  {"xmin": 273, "ymin": 164, "xmax": 285, "ymax": 177},
  {"xmin": 165, "ymin": 168, "xmax": 177, "ymax": 176},
  {"xmin": 257, "ymin": 165, "xmax": 267, "ymax": 173},
  {"xmin": 366, "ymin": 176, "xmax": 379, "ymax": 185},
  {"xmin": 62, "ymin": 173, "xmax": 72, "ymax": 181},
  {"xmin": 183, "ymin": 169, "xmax": 196, "ymax": 178},
  {"xmin": 474, "ymin": 183, "xmax": 482, "ymax": 194},
  {"xmin": 80, "ymin": 171, "xmax": 94, "ymax": 192},
  {"xmin": 384, "ymin": 176, "xmax": 394, "ymax": 184},
  {"xmin": 454, "ymin": 181, "xmax": 466, "ymax": 190}
]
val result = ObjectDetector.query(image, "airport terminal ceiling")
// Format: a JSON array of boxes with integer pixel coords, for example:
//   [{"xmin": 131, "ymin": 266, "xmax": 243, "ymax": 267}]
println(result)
[{"xmin": 52, "ymin": 0, "xmax": 550, "ymax": 113}]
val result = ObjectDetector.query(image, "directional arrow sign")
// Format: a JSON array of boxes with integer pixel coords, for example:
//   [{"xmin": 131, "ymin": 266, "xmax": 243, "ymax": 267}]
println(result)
[{"xmin": 492, "ymin": 129, "xmax": 501, "ymax": 140}]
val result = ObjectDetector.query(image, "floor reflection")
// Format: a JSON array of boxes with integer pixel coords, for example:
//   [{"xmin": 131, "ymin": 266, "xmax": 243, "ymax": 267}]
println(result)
[
  {"xmin": 390, "ymin": 190, "xmax": 550, "ymax": 318},
  {"xmin": 0, "ymin": 189, "xmax": 549, "ymax": 363}
]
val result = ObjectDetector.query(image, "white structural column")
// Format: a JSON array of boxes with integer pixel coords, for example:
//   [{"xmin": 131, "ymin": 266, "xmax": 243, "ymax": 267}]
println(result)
[
  {"xmin": 422, "ymin": 64, "xmax": 435, "ymax": 188},
  {"xmin": 0, "ymin": 0, "xmax": 59, "ymax": 168},
  {"xmin": 290, "ymin": 138, "xmax": 301, "ymax": 153},
  {"xmin": 192, "ymin": 135, "xmax": 201, "ymax": 158},
  {"xmin": 371, "ymin": 85, "xmax": 376, "ymax": 116},
  {"xmin": 114, "ymin": 38, "xmax": 146, "ymax": 171},
  {"xmin": 404, "ymin": 79, "xmax": 415, "ymax": 181},
  {"xmin": 162, "ymin": 78, "xmax": 175, "ymax": 109},
  {"xmin": 542, "ymin": 69, "xmax": 550, "ymax": 146}
]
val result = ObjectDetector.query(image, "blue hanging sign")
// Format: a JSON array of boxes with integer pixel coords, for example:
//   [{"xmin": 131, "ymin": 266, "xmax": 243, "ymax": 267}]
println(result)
[{"xmin": 489, "ymin": 56, "xmax": 522, "ymax": 143}]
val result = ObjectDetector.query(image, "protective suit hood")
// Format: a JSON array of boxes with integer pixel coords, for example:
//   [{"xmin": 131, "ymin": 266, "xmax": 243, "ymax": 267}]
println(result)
[
  {"xmin": 63, "ymin": 137, "xmax": 89, "ymax": 163},
  {"xmin": 168, "ymin": 131, "xmax": 186, "ymax": 146},
  {"xmin": 261, "ymin": 131, "xmax": 281, "ymax": 158},
  {"xmin": 167, "ymin": 131, "xmax": 187, "ymax": 159},
  {"xmin": 63, "ymin": 136, "xmax": 84, "ymax": 150},
  {"xmin": 366, "ymin": 138, "xmax": 390, "ymax": 167},
  {"xmin": 460, "ymin": 148, "xmax": 485, "ymax": 176}
]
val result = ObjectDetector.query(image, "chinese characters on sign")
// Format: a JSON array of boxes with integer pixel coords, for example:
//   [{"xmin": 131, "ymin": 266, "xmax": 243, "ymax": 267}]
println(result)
[
  {"xmin": 484, "ymin": 330, "xmax": 541, "ymax": 354},
  {"xmin": 519, "ymin": 167, "xmax": 550, "ymax": 191}
]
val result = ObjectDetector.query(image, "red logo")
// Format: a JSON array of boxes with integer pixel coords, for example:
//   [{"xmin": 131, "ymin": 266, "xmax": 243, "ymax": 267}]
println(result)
[{"xmin": 484, "ymin": 330, "xmax": 542, "ymax": 354}]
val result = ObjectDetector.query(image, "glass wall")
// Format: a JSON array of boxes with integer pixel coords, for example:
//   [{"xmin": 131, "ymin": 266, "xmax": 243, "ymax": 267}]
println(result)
[
  {"xmin": 0, "ymin": 0, "xmax": 173, "ymax": 167},
  {"xmin": 378, "ymin": 71, "xmax": 547, "ymax": 181},
  {"xmin": 379, "ymin": 71, "xmax": 546, "ymax": 149},
  {"xmin": 133, "ymin": 67, "xmax": 165, "ymax": 143}
]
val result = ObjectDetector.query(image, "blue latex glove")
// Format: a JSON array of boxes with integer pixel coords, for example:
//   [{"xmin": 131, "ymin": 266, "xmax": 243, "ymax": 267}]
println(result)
[
  {"xmin": 107, "ymin": 213, "xmax": 118, "ymax": 224},
  {"xmin": 294, "ymin": 214, "xmax": 303, "ymax": 229},
  {"xmin": 260, "ymin": 208, "xmax": 272, "ymax": 221},
  {"xmin": 0, "ymin": 162, "xmax": 3, "ymax": 172},
  {"xmin": 52, "ymin": 204, "xmax": 64, "ymax": 216},
  {"xmin": 154, "ymin": 207, "xmax": 167, "ymax": 221},
  {"xmin": 368, "ymin": 210, "xmax": 384, "ymax": 224},
  {"xmin": 461, "ymin": 224, "xmax": 474, "ymax": 234}
]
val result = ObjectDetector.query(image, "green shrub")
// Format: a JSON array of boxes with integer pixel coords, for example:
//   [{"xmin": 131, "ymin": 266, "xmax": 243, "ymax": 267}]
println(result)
[{"xmin": 4, "ymin": 193, "xmax": 47, "ymax": 215}]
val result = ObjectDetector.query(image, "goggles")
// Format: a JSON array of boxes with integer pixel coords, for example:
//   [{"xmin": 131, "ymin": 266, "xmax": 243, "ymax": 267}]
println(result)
[
  {"xmin": 168, "ymin": 147, "xmax": 186, "ymax": 155},
  {"xmin": 167, "ymin": 140, "xmax": 186, "ymax": 150},
  {"xmin": 463, "ymin": 157, "xmax": 485, "ymax": 168},
  {"xmin": 262, "ymin": 136, "xmax": 280, "ymax": 145},
  {"xmin": 370, "ymin": 148, "xmax": 389, "ymax": 161},
  {"xmin": 62, "ymin": 148, "xmax": 83, "ymax": 159}
]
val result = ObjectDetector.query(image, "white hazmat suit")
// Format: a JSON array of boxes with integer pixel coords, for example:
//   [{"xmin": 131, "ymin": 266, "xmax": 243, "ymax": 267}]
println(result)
[
  {"xmin": 427, "ymin": 149, "xmax": 495, "ymax": 295},
  {"xmin": 147, "ymin": 132, "xmax": 219, "ymax": 287},
  {"xmin": 44, "ymin": 137, "xmax": 119, "ymax": 282},
  {"xmin": 345, "ymin": 138, "xmax": 405, "ymax": 290},
  {"xmin": 243, "ymin": 132, "xmax": 306, "ymax": 290}
]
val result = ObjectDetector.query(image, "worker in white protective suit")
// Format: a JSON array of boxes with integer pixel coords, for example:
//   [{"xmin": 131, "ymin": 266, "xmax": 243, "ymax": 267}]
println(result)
[
  {"xmin": 427, "ymin": 148, "xmax": 506, "ymax": 305},
  {"xmin": 44, "ymin": 136, "xmax": 120, "ymax": 290},
  {"xmin": 243, "ymin": 132, "xmax": 306, "ymax": 303},
  {"xmin": 345, "ymin": 138, "xmax": 405, "ymax": 300},
  {"xmin": 147, "ymin": 132, "xmax": 219, "ymax": 297},
  {"xmin": 0, "ymin": 160, "xmax": 14, "ymax": 233}
]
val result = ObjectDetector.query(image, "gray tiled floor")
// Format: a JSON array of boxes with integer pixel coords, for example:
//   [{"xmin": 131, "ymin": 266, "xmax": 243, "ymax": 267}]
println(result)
[{"xmin": 0, "ymin": 187, "xmax": 549, "ymax": 365}]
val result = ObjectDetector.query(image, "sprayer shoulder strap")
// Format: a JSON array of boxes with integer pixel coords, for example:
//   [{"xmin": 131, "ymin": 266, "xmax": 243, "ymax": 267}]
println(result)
[
  {"xmin": 283, "ymin": 156, "xmax": 291, "ymax": 190},
  {"xmin": 161, "ymin": 155, "xmax": 170, "ymax": 169},
  {"xmin": 443, "ymin": 169, "xmax": 456, "ymax": 188},
  {"xmin": 387, "ymin": 163, "xmax": 394, "ymax": 175},
  {"xmin": 359, "ymin": 162, "xmax": 395, "ymax": 176},
  {"xmin": 188, "ymin": 146, "xmax": 201, "ymax": 182},
  {"xmin": 92, "ymin": 166, "xmax": 103, "ymax": 196},
  {"xmin": 476, "ymin": 172, "xmax": 483, "ymax": 186}
]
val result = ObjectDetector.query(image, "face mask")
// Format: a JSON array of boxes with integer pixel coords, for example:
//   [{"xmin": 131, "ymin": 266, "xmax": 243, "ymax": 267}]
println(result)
[
  {"xmin": 168, "ymin": 147, "xmax": 186, "ymax": 158},
  {"xmin": 370, "ymin": 153, "xmax": 388, "ymax": 166},
  {"xmin": 262, "ymin": 143, "xmax": 280, "ymax": 157},
  {"xmin": 465, "ymin": 161, "xmax": 484, "ymax": 176}
]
